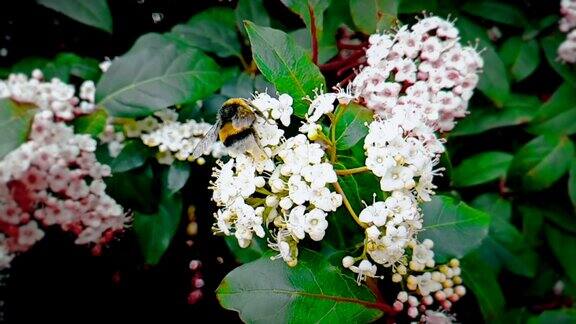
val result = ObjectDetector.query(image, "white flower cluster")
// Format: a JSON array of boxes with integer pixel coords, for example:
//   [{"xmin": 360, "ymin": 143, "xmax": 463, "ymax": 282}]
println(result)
[
  {"xmin": 0, "ymin": 70, "xmax": 96, "ymax": 120},
  {"xmin": 336, "ymin": 16, "xmax": 477, "ymax": 321},
  {"xmin": 344, "ymin": 104, "xmax": 444, "ymax": 271},
  {"xmin": 0, "ymin": 111, "xmax": 127, "ymax": 268},
  {"xmin": 559, "ymin": 0, "xmax": 576, "ymax": 63},
  {"xmin": 100, "ymin": 108, "xmax": 227, "ymax": 165},
  {"xmin": 352, "ymin": 16, "xmax": 483, "ymax": 132},
  {"xmin": 99, "ymin": 119, "xmax": 127, "ymax": 158},
  {"xmin": 138, "ymin": 109, "xmax": 227, "ymax": 164},
  {"xmin": 392, "ymin": 246, "xmax": 466, "ymax": 319},
  {"xmin": 210, "ymin": 93, "xmax": 342, "ymax": 266}
]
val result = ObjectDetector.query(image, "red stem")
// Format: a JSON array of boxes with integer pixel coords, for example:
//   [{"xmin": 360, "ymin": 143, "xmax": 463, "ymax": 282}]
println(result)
[
  {"xmin": 308, "ymin": 4, "xmax": 318, "ymax": 65},
  {"xmin": 336, "ymin": 57, "xmax": 366, "ymax": 77},
  {"xmin": 337, "ymin": 40, "xmax": 368, "ymax": 50},
  {"xmin": 320, "ymin": 50, "xmax": 365, "ymax": 72},
  {"xmin": 338, "ymin": 71, "xmax": 358, "ymax": 86}
]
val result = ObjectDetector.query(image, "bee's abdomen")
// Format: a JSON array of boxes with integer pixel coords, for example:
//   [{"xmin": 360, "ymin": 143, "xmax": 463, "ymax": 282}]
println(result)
[{"xmin": 222, "ymin": 129, "xmax": 252, "ymax": 147}]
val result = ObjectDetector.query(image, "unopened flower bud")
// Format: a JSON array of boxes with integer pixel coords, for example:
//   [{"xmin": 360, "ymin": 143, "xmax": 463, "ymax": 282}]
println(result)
[
  {"xmin": 396, "ymin": 264, "xmax": 407, "ymax": 275},
  {"xmin": 397, "ymin": 291, "xmax": 408, "ymax": 303},
  {"xmin": 454, "ymin": 285, "xmax": 466, "ymax": 297},
  {"xmin": 279, "ymin": 197, "xmax": 293, "ymax": 210},
  {"xmin": 448, "ymin": 294, "xmax": 460, "ymax": 302},
  {"xmin": 342, "ymin": 256, "xmax": 355, "ymax": 268},
  {"xmin": 194, "ymin": 278, "xmax": 205, "ymax": 288},
  {"xmin": 392, "ymin": 273, "xmax": 402, "ymax": 282},
  {"xmin": 434, "ymin": 290, "xmax": 446, "ymax": 301},
  {"xmin": 407, "ymin": 306, "xmax": 419, "ymax": 318},
  {"xmin": 449, "ymin": 258, "xmax": 460, "ymax": 267},
  {"xmin": 189, "ymin": 260, "xmax": 202, "ymax": 270},
  {"xmin": 265, "ymin": 195, "xmax": 279, "ymax": 207},
  {"xmin": 422, "ymin": 295, "xmax": 433, "ymax": 306}
]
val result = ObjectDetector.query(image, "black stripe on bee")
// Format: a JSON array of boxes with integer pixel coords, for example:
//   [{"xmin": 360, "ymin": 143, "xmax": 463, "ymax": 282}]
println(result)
[{"xmin": 222, "ymin": 128, "xmax": 253, "ymax": 147}]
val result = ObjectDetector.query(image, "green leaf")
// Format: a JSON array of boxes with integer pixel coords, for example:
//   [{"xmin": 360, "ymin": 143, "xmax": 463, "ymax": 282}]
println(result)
[
  {"xmin": 72, "ymin": 109, "xmax": 107, "ymax": 137},
  {"xmin": 11, "ymin": 53, "xmax": 101, "ymax": 82},
  {"xmin": 221, "ymin": 72, "xmax": 255, "ymax": 98},
  {"xmin": 0, "ymin": 99, "xmax": 36, "ymax": 159},
  {"xmin": 327, "ymin": 160, "xmax": 381, "ymax": 249},
  {"xmin": 451, "ymin": 94, "xmax": 539, "ymax": 136},
  {"xmin": 462, "ymin": 1, "xmax": 527, "ymax": 27},
  {"xmin": 522, "ymin": 205, "xmax": 576, "ymax": 235},
  {"xmin": 570, "ymin": 159, "xmax": 576, "ymax": 209},
  {"xmin": 104, "ymin": 164, "xmax": 157, "ymax": 213},
  {"xmin": 171, "ymin": 8, "xmax": 242, "ymax": 59},
  {"xmin": 349, "ymin": 0, "xmax": 399, "ymax": 34},
  {"xmin": 471, "ymin": 193, "xmax": 512, "ymax": 222},
  {"xmin": 280, "ymin": 0, "xmax": 331, "ymax": 36},
  {"xmin": 164, "ymin": 161, "xmax": 191, "ymax": 195},
  {"xmin": 472, "ymin": 194, "xmax": 538, "ymax": 277},
  {"xmin": 334, "ymin": 103, "xmax": 373, "ymax": 150},
  {"xmin": 420, "ymin": 195, "xmax": 490, "ymax": 262},
  {"xmin": 317, "ymin": 0, "xmax": 353, "ymax": 65},
  {"xmin": 11, "ymin": 57, "xmax": 50, "ymax": 76},
  {"xmin": 110, "ymin": 140, "xmax": 153, "ymax": 173},
  {"xmin": 398, "ymin": 0, "xmax": 437, "ymax": 13},
  {"xmin": 528, "ymin": 309, "xmax": 576, "ymax": 324},
  {"xmin": 225, "ymin": 236, "xmax": 268, "ymax": 264},
  {"xmin": 96, "ymin": 34, "xmax": 222, "ymax": 118},
  {"xmin": 37, "ymin": 0, "xmax": 112, "ymax": 33},
  {"xmin": 519, "ymin": 205, "xmax": 545, "ymax": 246},
  {"xmin": 291, "ymin": 28, "xmax": 338, "ymax": 64},
  {"xmin": 133, "ymin": 192, "xmax": 183, "ymax": 265},
  {"xmin": 235, "ymin": 0, "xmax": 270, "ymax": 35},
  {"xmin": 529, "ymin": 83, "xmax": 576, "ymax": 136},
  {"xmin": 541, "ymin": 33, "xmax": 576, "ymax": 86},
  {"xmin": 244, "ymin": 22, "xmax": 325, "ymax": 117},
  {"xmin": 546, "ymin": 225, "xmax": 576, "ymax": 284},
  {"xmin": 461, "ymin": 251, "xmax": 506, "ymax": 321},
  {"xmin": 217, "ymin": 249, "xmax": 383, "ymax": 323},
  {"xmin": 456, "ymin": 17, "xmax": 510, "ymax": 106},
  {"xmin": 507, "ymin": 135, "xmax": 575, "ymax": 191},
  {"xmin": 452, "ymin": 152, "xmax": 513, "ymax": 187},
  {"xmin": 499, "ymin": 37, "xmax": 540, "ymax": 82}
]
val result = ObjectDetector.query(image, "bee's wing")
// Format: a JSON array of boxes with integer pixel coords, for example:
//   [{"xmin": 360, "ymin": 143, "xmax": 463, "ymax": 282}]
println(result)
[
  {"xmin": 191, "ymin": 121, "xmax": 220, "ymax": 160},
  {"xmin": 234, "ymin": 132, "xmax": 268, "ymax": 162},
  {"xmin": 232, "ymin": 106, "xmax": 256, "ymax": 129}
]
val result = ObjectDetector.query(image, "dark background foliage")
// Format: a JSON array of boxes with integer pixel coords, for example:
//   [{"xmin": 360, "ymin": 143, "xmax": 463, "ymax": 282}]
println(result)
[
  {"xmin": 0, "ymin": 1, "xmax": 246, "ymax": 322},
  {"xmin": 1, "ymin": 0, "xmax": 574, "ymax": 323}
]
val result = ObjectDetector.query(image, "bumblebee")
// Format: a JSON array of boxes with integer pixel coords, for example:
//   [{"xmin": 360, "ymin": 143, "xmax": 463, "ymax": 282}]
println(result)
[{"xmin": 191, "ymin": 98, "xmax": 268, "ymax": 161}]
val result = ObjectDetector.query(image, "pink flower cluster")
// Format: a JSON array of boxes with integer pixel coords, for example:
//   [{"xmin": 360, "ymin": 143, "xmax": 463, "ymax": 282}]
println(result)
[
  {"xmin": 559, "ymin": 0, "xmax": 576, "ymax": 63},
  {"xmin": 352, "ymin": 16, "xmax": 483, "ymax": 132},
  {"xmin": 0, "ymin": 70, "xmax": 96, "ymax": 120},
  {"xmin": 0, "ymin": 110, "xmax": 127, "ymax": 269}
]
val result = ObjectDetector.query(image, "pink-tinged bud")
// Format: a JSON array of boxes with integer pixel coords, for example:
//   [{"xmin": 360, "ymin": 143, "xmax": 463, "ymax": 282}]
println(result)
[
  {"xmin": 393, "ymin": 300, "xmax": 404, "ymax": 312},
  {"xmin": 407, "ymin": 306, "xmax": 419, "ymax": 318},
  {"xmin": 189, "ymin": 260, "xmax": 202, "ymax": 270},
  {"xmin": 434, "ymin": 290, "xmax": 446, "ymax": 301},
  {"xmin": 187, "ymin": 289, "xmax": 203, "ymax": 304}
]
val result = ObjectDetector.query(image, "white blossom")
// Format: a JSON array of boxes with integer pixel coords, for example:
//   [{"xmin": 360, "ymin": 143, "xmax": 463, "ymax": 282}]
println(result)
[{"xmin": 352, "ymin": 16, "xmax": 483, "ymax": 132}]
